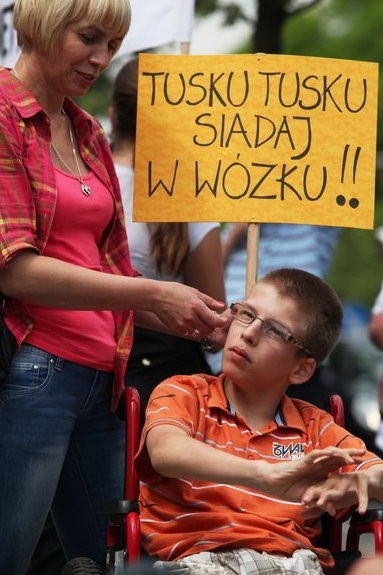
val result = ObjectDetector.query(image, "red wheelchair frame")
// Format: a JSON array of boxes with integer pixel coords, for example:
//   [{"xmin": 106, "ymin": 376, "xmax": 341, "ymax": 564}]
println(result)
[
  {"xmin": 325, "ymin": 394, "xmax": 383, "ymax": 558},
  {"xmin": 103, "ymin": 389, "xmax": 383, "ymax": 573},
  {"xmin": 103, "ymin": 387, "xmax": 141, "ymax": 572}
]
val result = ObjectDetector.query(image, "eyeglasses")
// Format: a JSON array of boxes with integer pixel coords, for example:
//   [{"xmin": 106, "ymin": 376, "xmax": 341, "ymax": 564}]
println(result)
[{"xmin": 230, "ymin": 302, "xmax": 314, "ymax": 358}]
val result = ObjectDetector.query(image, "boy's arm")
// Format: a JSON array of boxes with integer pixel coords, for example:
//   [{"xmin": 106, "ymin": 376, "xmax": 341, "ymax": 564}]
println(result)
[
  {"xmin": 146, "ymin": 424, "xmax": 365, "ymax": 501},
  {"xmin": 301, "ymin": 463, "xmax": 383, "ymax": 516}
]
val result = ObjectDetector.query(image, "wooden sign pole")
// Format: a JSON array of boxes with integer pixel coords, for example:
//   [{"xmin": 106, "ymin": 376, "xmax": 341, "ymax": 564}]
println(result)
[{"xmin": 245, "ymin": 223, "xmax": 260, "ymax": 297}]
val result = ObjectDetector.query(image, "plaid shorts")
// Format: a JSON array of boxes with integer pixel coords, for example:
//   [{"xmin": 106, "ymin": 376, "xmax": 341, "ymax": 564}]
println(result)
[{"xmin": 154, "ymin": 548, "xmax": 324, "ymax": 575}]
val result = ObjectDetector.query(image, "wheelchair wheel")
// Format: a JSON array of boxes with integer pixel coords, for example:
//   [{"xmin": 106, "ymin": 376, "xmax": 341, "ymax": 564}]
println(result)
[{"xmin": 60, "ymin": 557, "xmax": 103, "ymax": 575}]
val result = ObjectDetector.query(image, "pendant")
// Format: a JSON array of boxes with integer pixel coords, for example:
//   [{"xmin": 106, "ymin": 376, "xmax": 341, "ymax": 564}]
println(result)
[{"xmin": 81, "ymin": 182, "xmax": 91, "ymax": 197}]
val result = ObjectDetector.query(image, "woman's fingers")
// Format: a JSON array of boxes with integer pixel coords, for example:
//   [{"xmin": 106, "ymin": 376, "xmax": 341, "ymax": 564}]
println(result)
[{"xmin": 159, "ymin": 285, "xmax": 227, "ymax": 334}]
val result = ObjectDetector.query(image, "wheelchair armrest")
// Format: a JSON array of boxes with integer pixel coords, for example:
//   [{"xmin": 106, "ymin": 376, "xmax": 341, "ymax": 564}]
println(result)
[
  {"xmin": 349, "ymin": 500, "xmax": 383, "ymax": 525},
  {"xmin": 102, "ymin": 499, "xmax": 139, "ymax": 517},
  {"xmin": 346, "ymin": 500, "xmax": 383, "ymax": 553}
]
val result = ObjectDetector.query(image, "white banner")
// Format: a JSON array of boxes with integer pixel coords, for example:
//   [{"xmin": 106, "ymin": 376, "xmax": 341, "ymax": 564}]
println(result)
[
  {"xmin": 0, "ymin": 1, "xmax": 18, "ymax": 67},
  {"xmin": 120, "ymin": 0, "xmax": 195, "ymax": 54}
]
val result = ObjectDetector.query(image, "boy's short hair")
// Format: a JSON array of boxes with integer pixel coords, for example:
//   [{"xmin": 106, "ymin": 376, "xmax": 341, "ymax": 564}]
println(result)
[
  {"xmin": 260, "ymin": 268, "xmax": 343, "ymax": 364},
  {"xmin": 13, "ymin": 0, "xmax": 131, "ymax": 58}
]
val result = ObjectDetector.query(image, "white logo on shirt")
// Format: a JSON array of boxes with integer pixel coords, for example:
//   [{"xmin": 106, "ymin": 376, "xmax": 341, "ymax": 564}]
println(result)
[{"xmin": 272, "ymin": 442, "xmax": 305, "ymax": 459}]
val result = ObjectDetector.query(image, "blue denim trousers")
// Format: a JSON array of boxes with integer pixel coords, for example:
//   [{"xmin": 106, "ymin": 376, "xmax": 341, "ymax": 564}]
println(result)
[{"xmin": 0, "ymin": 344, "xmax": 125, "ymax": 575}]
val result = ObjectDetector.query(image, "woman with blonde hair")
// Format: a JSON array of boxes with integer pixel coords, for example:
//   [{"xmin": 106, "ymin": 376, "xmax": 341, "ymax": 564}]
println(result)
[{"xmin": 0, "ymin": 2, "xmax": 226, "ymax": 573}]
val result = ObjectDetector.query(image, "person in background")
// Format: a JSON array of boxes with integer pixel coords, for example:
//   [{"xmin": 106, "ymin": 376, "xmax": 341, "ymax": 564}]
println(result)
[
  {"xmin": 136, "ymin": 268, "xmax": 383, "ymax": 575},
  {"xmin": 109, "ymin": 57, "xmax": 226, "ymax": 410},
  {"xmin": 368, "ymin": 279, "xmax": 383, "ymax": 454},
  {"xmin": 0, "ymin": 2, "xmax": 226, "ymax": 574},
  {"xmin": 207, "ymin": 222, "xmax": 340, "ymax": 406},
  {"xmin": 222, "ymin": 223, "xmax": 340, "ymax": 286}
]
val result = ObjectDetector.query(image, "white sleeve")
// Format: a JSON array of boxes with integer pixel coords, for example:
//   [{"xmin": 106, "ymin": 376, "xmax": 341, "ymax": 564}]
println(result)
[
  {"xmin": 372, "ymin": 281, "xmax": 383, "ymax": 314},
  {"xmin": 187, "ymin": 222, "xmax": 220, "ymax": 253}
]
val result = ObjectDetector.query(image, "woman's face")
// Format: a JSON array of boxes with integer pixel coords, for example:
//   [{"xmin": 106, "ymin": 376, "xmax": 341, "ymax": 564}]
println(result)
[{"xmin": 39, "ymin": 19, "xmax": 124, "ymax": 98}]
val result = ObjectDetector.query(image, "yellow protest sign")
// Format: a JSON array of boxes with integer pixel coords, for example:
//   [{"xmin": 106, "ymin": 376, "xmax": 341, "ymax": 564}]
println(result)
[{"xmin": 134, "ymin": 53, "xmax": 378, "ymax": 229}]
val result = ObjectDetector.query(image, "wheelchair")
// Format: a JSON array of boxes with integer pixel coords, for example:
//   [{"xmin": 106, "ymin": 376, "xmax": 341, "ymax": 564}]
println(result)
[{"xmin": 61, "ymin": 389, "xmax": 383, "ymax": 575}]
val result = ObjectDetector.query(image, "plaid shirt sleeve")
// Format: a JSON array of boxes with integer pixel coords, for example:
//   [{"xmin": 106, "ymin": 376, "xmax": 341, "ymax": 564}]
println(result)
[{"xmin": 0, "ymin": 103, "xmax": 46, "ymax": 268}]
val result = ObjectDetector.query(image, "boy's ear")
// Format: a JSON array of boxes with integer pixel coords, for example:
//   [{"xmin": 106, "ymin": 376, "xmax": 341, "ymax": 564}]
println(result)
[{"xmin": 289, "ymin": 357, "xmax": 317, "ymax": 386}]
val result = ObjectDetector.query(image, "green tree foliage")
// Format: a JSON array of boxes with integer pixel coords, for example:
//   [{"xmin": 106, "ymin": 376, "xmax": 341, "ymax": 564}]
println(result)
[
  {"xmin": 284, "ymin": 0, "xmax": 383, "ymax": 62},
  {"xmin": 196, "ymin": 1, "xmax": 324, "ymax": 52},
  {"xmin": 76, "ymin": 72, "xmax": 112, "ymax": 119}
]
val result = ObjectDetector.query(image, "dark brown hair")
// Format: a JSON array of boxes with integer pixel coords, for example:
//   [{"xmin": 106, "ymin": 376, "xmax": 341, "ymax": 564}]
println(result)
[
  {"xmin": 111, "ymin": 57, "xmax": 139, "ymax": 141},
  {"xmin": 147, "ymin": 223, "xmax": 189, "ymax": 277},
  {"xmin": 260, "ymin": 268, "xmax": 343, "ymax": 363}
]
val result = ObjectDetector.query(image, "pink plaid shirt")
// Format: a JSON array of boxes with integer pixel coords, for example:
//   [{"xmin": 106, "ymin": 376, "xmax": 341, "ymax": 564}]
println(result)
[{"xmin": 0, "ymin": 68, "xmax": 138, "ymax": 410}]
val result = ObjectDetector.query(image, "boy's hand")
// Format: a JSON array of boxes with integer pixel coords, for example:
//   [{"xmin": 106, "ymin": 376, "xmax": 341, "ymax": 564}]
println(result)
[
  {"xmin": 301, "ymin": 472, "xmax": 368, "ymax": 517},
  {"xmin": 259, "ymin": 446, "xmax": 366, "ymax": 502}
]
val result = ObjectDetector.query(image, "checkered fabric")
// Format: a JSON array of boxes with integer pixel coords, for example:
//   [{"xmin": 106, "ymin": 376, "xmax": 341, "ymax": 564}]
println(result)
[{"xmin": 154, "ymin": 548, "xmax": 323, "ymax": 575}]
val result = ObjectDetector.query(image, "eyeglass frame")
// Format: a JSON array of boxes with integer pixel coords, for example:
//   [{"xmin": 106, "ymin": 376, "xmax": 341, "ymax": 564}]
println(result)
[{"xmin": 229, "ymin": 302, "xmax": 314, "ymax": 359}]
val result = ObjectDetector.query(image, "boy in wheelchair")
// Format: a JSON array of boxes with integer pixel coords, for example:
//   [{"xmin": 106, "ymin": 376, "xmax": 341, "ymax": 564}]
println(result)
[{"xmin": 135, "ymin": 269, "xmax": 383, "ymax": 575}]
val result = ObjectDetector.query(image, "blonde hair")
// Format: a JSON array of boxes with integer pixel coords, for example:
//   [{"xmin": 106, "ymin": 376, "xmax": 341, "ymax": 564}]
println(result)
[
  {"xmin": 148, "ymin": 224, "xmax": 190, "ymax": 278},
  {"xmin": 13, "ymin": 0, "xmax": 131, "ymax": 57}
]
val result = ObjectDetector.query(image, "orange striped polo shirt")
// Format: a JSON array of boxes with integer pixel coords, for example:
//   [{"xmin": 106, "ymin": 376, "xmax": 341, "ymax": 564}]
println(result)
[{"xmin": 135, "ymin": 373, "xmax": 383, "ymax": 569}]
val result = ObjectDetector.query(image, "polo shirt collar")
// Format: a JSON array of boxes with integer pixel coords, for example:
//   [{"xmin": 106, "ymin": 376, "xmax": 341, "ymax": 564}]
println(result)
[
  {"xmin": 275, "ymin": 395, "xmax": 308, "ymax": 433},
  {"xmin": 206, "ymin": 374, "xmax": 231, "ymax": 412},
  {"xmin": 207, "ymin": 374, "xmax": 308, "ymax": 433}
]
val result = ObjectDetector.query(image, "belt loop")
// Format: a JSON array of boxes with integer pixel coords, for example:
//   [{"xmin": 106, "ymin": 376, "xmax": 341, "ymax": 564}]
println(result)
[{"xmin": 53, "ymin": 355, "xmax": 64, "ymax": 371}]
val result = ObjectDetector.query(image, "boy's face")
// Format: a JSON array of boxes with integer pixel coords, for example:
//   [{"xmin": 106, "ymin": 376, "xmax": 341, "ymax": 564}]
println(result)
[{"xmin": 222, "ymin": 281, "xmax": 313, "ymax": 390}]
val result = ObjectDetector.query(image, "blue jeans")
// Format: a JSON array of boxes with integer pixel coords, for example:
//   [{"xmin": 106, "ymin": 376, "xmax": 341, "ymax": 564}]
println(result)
[{"xmin": 0, "ymin": 344, "xmax": 125, "ymax": 575}]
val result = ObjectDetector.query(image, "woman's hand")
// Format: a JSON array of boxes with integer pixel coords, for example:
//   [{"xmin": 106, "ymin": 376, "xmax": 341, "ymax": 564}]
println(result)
[
  {"xmin": 197, "ymin": 308, "xmax": 232, "ymax": 353},
  {"xmin": 153, "ymin": 281, "xmax": 227, "ymax": 336}
]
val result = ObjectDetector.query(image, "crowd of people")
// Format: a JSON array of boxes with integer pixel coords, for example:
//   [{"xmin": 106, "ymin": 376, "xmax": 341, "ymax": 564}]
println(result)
[{"xmin": 1, "ymin": 1, "xmax": 383, "ymax": 575}]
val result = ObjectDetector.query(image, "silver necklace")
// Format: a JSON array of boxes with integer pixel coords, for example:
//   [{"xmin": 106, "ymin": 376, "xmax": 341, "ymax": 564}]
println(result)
[{"xmin": 51, "ymin": 111, "xmax": 91, "ymax": 197}]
